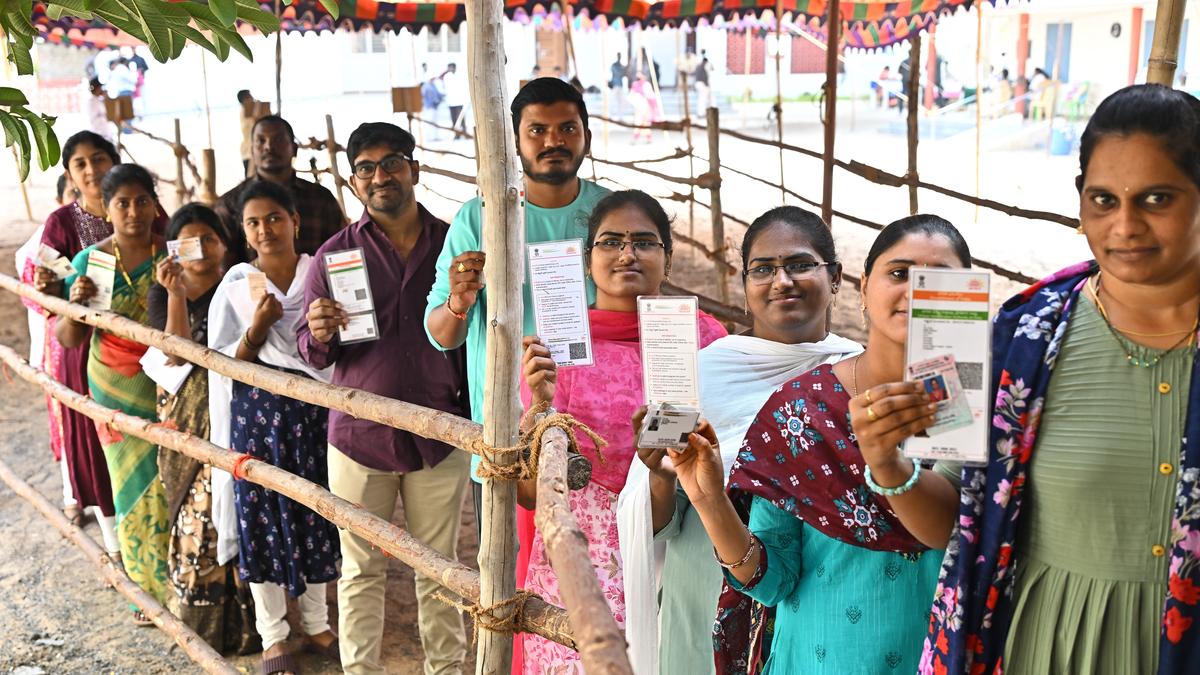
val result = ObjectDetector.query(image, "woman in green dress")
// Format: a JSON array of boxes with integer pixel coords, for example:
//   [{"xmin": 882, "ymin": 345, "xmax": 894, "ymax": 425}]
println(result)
[
  {"xmin": 859, "ymin": 84, "xmax": 1200, "ymax": 675},
  {"xmin": 57, "ymin": 164, "xmax": 170, "ymax": 624}
]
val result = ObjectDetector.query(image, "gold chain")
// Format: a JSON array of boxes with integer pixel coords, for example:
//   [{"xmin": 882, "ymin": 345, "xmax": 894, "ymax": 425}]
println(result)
[{"xmin": 112, "ymin": 239, "xmax": 155, "ymax": 311}]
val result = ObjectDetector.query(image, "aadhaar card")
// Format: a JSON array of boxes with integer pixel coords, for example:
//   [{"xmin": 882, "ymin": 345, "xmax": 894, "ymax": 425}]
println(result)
[
  {"xmin": 324, "ymin": 247, "xmax": 378, "ymax": 344},
  {"xmin": 84, "ymin": 249, "xmax": 116, "ymax": 311},
  {"xmin": 528, "ymin": 239, "xmax": 592, "ymax": 367},
  {"xmin": 166, "ymin": 236, "xmax": 203, "ymax": 262},
  {"xmin": 638, "ymin": 296, "xmax": 700, "ymax": 408},
  {"xmin": 903, "ymin": 267, "xmax": 992, "ymax": 465}
]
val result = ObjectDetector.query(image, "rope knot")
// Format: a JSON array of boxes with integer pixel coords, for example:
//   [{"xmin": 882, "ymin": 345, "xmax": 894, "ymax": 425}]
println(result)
[
  {"xmin": 472, "ymin": 402, "xmax": 606, "ymax": 482},
  {"xmin": 434, "ymin": 590, "xmax": 536, "ymax": 642}
]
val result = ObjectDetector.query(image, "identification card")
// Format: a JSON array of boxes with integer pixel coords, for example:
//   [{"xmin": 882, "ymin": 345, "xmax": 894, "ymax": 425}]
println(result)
[
  {"xmin": 638, "ymin": 296, "xmax": 701, "ymax": 407},
  {"xmin": 37, "ymin": 244, "xmax": 75, "ymax": 280},
  {"xmin": 246, "ymin": 271, "xmax": 268, "ymax": 303},
  {"xmin": 138, "ymin": 346, "xmax": 193, "ymax": 396},
  {"xmin": 636, "ymin": 402, "xmax": 701, "ymax": 450},
  {"xmin": 166, "ymin": 237, "xmax": 203, "ymax": 262},
  {"xmin": 903, "ymin": 267, "xmax": 992, "ymax": 464},
  {"xmin": 323, "ymin": 247, "xmax": 378, "ymax": 344},
  {"xmin": 84, "ymin": 249, "xmax": 116, "ymax": 311},
  {"xmin": 527, "ymin": 239, "xmax": 592, "ymax": 367}
]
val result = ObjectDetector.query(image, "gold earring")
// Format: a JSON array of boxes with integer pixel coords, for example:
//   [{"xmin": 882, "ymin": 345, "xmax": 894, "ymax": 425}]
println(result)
[
  {"xmin": 1076, "ymin": 223, "xmax": 1084, "ymax": 235},
  {"xmin": 860, "ymin": 303, "xmax": 867, "ymax": 330}
]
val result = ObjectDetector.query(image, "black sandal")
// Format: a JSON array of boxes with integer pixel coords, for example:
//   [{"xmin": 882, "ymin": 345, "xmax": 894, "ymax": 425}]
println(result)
[
  {"xmin": 63, "ymin": 504, "xmax": 83, "ymax": 528},
  {"xmin": 261, "ymin": 653, "xmax": 301, "ymax": 675}
]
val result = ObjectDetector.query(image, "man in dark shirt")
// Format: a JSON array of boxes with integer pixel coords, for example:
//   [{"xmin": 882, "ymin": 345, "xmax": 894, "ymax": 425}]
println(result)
[
  {"xmin": 215, "ymin": 114, "xmax": 346, "ymax": 264},
  {"xmin": 297, "ymin": 122, "xmax": 469, "ymax": 675}
]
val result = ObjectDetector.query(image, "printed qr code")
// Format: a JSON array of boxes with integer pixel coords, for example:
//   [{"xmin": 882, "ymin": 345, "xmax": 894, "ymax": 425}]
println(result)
[
  {"xmin": 956, "ymin": 361, "xmax": 983, "ymax": 390},
  {"xmin": 568, "ymin": 342, "xmax": 587, "ymax": 360},
  {"xmin": 354, "ymin": 289, "xmax": 368, "ymax": 301}
]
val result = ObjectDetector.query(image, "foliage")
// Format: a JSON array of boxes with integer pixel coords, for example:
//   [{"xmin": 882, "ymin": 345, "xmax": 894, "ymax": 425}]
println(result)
[{"xmin": 0, "ymin": 0, "xmax": 329, "ymax": 178}]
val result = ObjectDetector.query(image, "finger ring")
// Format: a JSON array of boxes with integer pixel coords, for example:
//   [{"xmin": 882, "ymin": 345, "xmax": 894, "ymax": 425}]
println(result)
[
  {"xmin": 867, "ymin": 405, "xmax": 878, "ymax": 422},
  {"xmin": 864, "ymin": 389, "xmax": 873, "ymax": 404},
  {"xmin": 457, "ymin": 262, "xmax": 466, "ymax": 273}
]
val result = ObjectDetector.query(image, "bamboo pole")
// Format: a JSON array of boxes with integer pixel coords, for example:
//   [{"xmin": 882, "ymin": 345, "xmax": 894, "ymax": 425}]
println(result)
[
  {"xmin": 820, "ymin": 0, "xmax": 839, "ymax": 225},
  {"xmin": 274, "ymin": 0, "xmax": 283, "ymax": 115},
  {"xmin": 324, "ymin": 114, "xmax": 347, "ymax": 216},
  {"xmin": 173, "ymin": 118, "xmax": 187, "ymax": 208},
  {"xmin": 705, "ymin": 106, "xmax": 729, "ymax": 304},
  {"xmin": 907, "ymin": 34, "xmax": 920, "ymax": 215},
  {"xmin": 1148, "ymin": 0, "xmax": 1188, "ymax": 85},
  {"xmin": 774, "ymin": 0, "xmax": 786, "ymax": 202},
  {"xmin": 200, "ymin": 50, "xmax": 214, "ymax": 149},
  {"xmin": 534, "ymin": 426, "xmax": 632, "ymax": 673},
  {"xmin": 0, "ymin": 457, "xmax": 239, "ymax": 675},
  {"xmin": 463, "ymin": 1, "xmax": 525, "ymax": 672},
  {"xmin": 0, "ymin": 342, "xmax": 576, "ymax": 648},
  {"xmin": 201, "ymin": 149, "xmax": 218, "ymax": 205}
]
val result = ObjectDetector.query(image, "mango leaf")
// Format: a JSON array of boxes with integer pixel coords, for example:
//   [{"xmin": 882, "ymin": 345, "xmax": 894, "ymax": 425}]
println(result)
[
  {"xmin": 5, "ymin": 36, "xmax": 35, "ymax": 76},
  {"xmin": 316, "ymin": 0, "xmax": 337, "ymax": 19},
  {"xmin": 209, "ymin": 0, "xmax": 235, "ymax": 27},
  {"xmin": 10, "ymin": 105, "xmax": 58, "ymax": 170},
  {"xmin": 0, "ymin": 109, "xmax": 32, "ymax": 180},
  {"xmin": 44, "ymin": 0, "xmax": 96, "ymax": 19},
  {"xmin": 233, "ymin": 0, "xmax": 279, "ymax": 34},
  {"xmin": 0, "ymin": 87, "xmax": 29, "ymax": 106},
  {"xmin": 110, "ymin": 0, "xmax": 172, "ymax": 61}
]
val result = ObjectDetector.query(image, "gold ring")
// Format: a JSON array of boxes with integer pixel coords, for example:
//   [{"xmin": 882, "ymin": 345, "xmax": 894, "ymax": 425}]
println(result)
[
  {"xmin": 457, "ymin": 262, "xmax": 467, "ymax": 273},
  {"xmin": 864, "ymin": 389, "xmax": 873, "ymax": 404},
  {"xmin": 867, "ymin": 405, "xmax": 878, "ymax": 422}
]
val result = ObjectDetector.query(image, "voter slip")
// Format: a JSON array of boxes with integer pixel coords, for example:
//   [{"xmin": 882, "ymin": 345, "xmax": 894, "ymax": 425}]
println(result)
[
  {"xmin": 37, "ymin": 244, "xmax": 76, "ymax": 280},
  {"xmin": 166, "ymin": 237, "xmax": 203, "ymax": 262},
  {"xmin": 246, "ymin": 271, "xmax": 268, "ymax": 303}
]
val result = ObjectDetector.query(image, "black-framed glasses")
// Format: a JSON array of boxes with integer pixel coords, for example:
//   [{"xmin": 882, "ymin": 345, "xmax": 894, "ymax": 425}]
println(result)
[
  {"xmin": 590, "ymin": 239, "xmax": 667, "ymax": 255},
  {"xmin": 743, "ymin": 261, "xmax": 831, "ymax": 284},
  {"xmin": 352, "ymin": 154, "xmax": 412, "ymax": 180}
]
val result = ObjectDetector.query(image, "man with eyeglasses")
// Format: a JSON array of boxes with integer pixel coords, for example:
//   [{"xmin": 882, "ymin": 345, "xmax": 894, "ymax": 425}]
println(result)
[
  {"xmin": 298, "ymin": 122, "xmax": 470, "ymax": 675},
  {"xmin": 424, "ymin": 77, "xmax": 611, "ymax": 544},
  {"xmin": 215, "ymin": 114, "xmax": 347, "ymax": 264}
]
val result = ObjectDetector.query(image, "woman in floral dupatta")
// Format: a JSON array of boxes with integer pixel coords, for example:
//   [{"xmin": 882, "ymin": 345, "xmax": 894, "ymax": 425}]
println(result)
[
  {"xmin": 860, "ymin": 84, "xmax": 1200, "ymax": 675},
  {"xmin": 516, "ymin": 190, "xmax": 726, "ymax": 674},
  {"xmin": 671, "ymin": 215, "xmax": 973, "ymax": 674},
  {"xmin": 57, "ymin": 164, "xmax": 170, "ymax": 623}
]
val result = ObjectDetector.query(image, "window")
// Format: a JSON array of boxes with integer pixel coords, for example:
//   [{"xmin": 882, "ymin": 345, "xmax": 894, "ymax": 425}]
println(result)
[
  {"xmin": 427, "ymin": 28, "xmax": 463, "ymax": 53},
  {"xmin": 727, "ymin": 30, "xmax": 766, "ymax": 75}
]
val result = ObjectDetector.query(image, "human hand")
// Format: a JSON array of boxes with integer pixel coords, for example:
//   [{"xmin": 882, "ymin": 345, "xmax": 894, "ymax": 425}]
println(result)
[
  {"xmin": 155, "ymin": 258, "xmax": 187, "ymax": 296},
  {"xmin": 849, "ymin": 381, "xmax": 934, "ymax": 481},
  {"xmin": 251, "ymin": 292, "xmax": 284, "ymax": 333},
  {"xmin": 666, "ymin": 421, "xmax": 723, "ymax": 508},
  {"xmin": 305, "ymin": 297, "xmax": 347, "ymax": 344},
  {"xmin": 69, "ymin": 275, "xmax": 97, "ymax": 305},
  {"xmin": 447, "ymin": 251, "xmax": 485, "ymax": 315},
  {"xmin": 522, "ymin": 335, "xmax": 556, "ymax": 406}
]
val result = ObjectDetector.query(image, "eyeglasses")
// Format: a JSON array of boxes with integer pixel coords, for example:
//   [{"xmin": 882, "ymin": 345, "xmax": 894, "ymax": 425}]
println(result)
[
  {"xmin": 352, "ymin": 154, "xmax": 412, "ymax": 180},
  {"xmin": 743, "ymin": 261, "xmax": 831, "ymax": 284},
  {"xmin": 590, "ymin": 239, "xmax": 667, "ymax": 255}
]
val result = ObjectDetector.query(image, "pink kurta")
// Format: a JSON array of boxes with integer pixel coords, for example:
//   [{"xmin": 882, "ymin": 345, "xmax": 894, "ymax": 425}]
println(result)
[{"xmin": 519, "ymin": 308, "xmax": 726, "ymax": 674}]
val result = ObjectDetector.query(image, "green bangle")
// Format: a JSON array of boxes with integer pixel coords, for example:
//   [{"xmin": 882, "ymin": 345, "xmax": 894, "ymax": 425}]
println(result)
[{"xmin": 864, "ymin": 457, "xmax": 921, "ymax": 497}]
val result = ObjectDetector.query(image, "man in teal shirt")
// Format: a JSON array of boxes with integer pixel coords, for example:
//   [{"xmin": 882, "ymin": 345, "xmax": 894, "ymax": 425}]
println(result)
[{"xmin": 424, "ymin": 78, "xmax": 609, "ymax": 522}]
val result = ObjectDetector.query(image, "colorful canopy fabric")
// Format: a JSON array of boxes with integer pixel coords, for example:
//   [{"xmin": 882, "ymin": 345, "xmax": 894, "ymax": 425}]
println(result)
[
  {"xmin": 32, "ymin": 2, "xmax": 144, "ymax": 49},
  {"xmin": 263, "ymin": 0, "xmax": 464, "ymax": 34}
]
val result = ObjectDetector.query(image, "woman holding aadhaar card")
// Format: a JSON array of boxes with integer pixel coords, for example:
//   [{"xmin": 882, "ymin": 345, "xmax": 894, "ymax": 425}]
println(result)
[
  {"xmin": 861, "ymin": 84, "xmax": 1200, "ymax": 675},
  {"xmin": 670, "ymin": 215, "xmax": 972, "ymax": 674},
  {"xmin": 516, "ymin": 190, "xmax": 726, "ymax": 674},
  {"xmin": 207, "ymin": 180, "xmax": 339, "ymax": 674}
]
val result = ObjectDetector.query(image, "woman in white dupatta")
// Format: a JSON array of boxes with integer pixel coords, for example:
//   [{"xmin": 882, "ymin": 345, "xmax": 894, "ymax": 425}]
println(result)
[
  {"xmin": 617, "ymin": 207, "xmax": 861, "ymax": 674},
  {"xmin": 207, "ymin": 181, "xmax": 338, "ymax": 675}
]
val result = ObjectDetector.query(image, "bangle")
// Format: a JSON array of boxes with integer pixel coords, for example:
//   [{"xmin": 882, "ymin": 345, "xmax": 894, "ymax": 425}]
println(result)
[
  {"xmin": 864, "ymin": 457, "xmax": 922, "ymax": 497},
  {"xmin": 445, "ymin": 297, "xmax": 467, "ymax": 321},
  {"xmin": 715, "ymin": 533, "xmax": 760, "ymax": 570},
  {"xmin": 241, "ymin": 329, "xmax": 265, "ymax": 351}
]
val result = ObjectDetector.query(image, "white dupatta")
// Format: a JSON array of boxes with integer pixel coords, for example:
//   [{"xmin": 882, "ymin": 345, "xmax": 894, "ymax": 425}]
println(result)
[
  {"xmin": 616, "ymin": 332, "xmax": 862, "ymax": 674},
  {"xmin": 206, "ymin": 256, "xmax": 332, "ymax": 565}
]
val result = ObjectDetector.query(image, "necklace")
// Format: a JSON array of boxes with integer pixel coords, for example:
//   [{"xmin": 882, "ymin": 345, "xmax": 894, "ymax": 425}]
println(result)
[
  {"xmin": 850, "ymin": 353, "xmax": 862, "ymax": 397},
  {"xmin": 112, "ymin": 239, "xmax": 156, "ymax": 311},
  {"xmin": 1088, "ymin": 274, "xmax": 1198, "ymax": 368}
]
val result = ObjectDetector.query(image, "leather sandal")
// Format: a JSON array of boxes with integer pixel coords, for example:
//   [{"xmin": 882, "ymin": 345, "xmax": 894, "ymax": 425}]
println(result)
[{"xmin": 261, "ymin": 653, "xmax": 301, "ymax": 675}]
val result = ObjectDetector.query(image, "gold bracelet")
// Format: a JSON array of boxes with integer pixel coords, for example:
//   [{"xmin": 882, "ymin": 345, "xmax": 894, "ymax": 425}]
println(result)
[
  {"xmin": 715, "ymin": 533, "xmax": 760, "ymax": 570},
  {"xmin": 241, "ymin": 330, "xmax": 265, "ymax": 351}
]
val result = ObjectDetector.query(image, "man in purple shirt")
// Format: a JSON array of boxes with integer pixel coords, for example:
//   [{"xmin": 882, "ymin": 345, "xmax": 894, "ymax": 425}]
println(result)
[{"xmin": 298, "ymin": 122, "xmax": 469, "ymax": 675}]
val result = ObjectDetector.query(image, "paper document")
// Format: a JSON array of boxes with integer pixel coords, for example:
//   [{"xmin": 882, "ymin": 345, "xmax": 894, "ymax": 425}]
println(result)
[
  {"xmin": 139, "ymin": 347, "xmax": 193, "ymax": 396},
  {"xmin": 324, "ymin": 248, "xmax": 378, "ymax": 344},
  {"xmin": 903, "ymin": 267, "xmax": 992, "ymax": 464},
  {"xmin": 638, "ymin": 296, "xmax": 700, "ymax": 407},
  {"xmin": 84, "ymin": 250, "xmax": 116, "ymax": 310},
  {"xmin": 246, "ymin": 272, "xmax": 268, "ymax": 303},
  {"xmin": 166, "ymin": 237, "xmax": 203, "ymax": 262},
  {"xmin": 527, "ymin": 239, "xmax": 592, "ymax": 367},
  {"xmin": 36, "ymin": 244, "xmax": 76, "ymax": 280}
]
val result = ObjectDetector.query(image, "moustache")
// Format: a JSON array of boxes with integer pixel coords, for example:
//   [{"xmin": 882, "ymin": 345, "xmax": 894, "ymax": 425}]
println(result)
[{"xmin": 538, "ymin": 149, "xmax": 573, "ymax": 161}]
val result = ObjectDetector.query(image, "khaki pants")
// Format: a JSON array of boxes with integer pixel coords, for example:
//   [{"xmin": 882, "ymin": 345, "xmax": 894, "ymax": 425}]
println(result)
[{"xmin": 328, "ymin": 445, "xmax": 470, "ymax": 675}]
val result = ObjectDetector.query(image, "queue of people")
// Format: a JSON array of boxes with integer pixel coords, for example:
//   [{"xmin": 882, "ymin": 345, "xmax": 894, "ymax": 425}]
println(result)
[{"xmin": 20, "ymin": 77, "xmax": 1200, "ymax": 675}]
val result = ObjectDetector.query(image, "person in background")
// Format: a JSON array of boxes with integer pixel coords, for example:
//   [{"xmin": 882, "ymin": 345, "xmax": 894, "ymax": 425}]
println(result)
[
  {"xmin": 86, "ymin": 78, "xmax": 111, "ymax": 140},
  {"xmin": 872, "ymin": 65, "xmax": 892, "ymax": 107},
  {"xmin": 440, "ymin": 63, "xmax": 469, "ymax": 139},
  {"xmin": 671, "ymin": 215, "xmax": 971, "ymax": 674},
  {"xmin": 618, "ymin": 206, "xmax": 862, "ymax": 675},
  {"xmin": 629, "ymin": 72, "xmax": 659, "ymax": 143},
  {"xmin": 299, "ymin": 122, "xmax": 470, "ymax": 675},
  {"xmin": 871, "ymin": 84, "xmax": 1200, "ymax": 675},
  {"xmin": 693, "ymin": 49, "xmax": 714, "ymax": 111},
  {"xmin": 56, "ymin": 164, "xmax": 171, "ymax": 625},
  {"xmin": 208, "ymin": 180, "xmax": 340, "ymax": 675},
  {"xmin": 608, "ymin": 54, "xmax": 627, "ymax": 116},
  {"xmin": 236, "ymin": 90, "xmax": 257, "ymax": 176},
  {"xmin": 420, "ymin": 75, "xmax": 444, "ymax": 140},
  {"xmin": 518, "ymin": 190, "xmax": 727, "ymax": 674},
  {"xmin": 105, "ymin": 59, "xmax": 136, "ymax": 101},
  {"xmin": 149, "ymin": 203, "xmax": 259, "ymax": 654},
  {"xmin": 214, "ymin": 115, "xmax": 347, "ymax": 264}
]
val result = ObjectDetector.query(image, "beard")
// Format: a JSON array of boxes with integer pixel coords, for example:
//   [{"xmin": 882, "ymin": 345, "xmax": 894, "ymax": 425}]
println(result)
[
  {"xmin": 520, "ymin": 149, "xmax": 585, "ymax": 186},
  {"xmin": 366, "ymin": 182, "xmax": 414, "ymax": 214}
]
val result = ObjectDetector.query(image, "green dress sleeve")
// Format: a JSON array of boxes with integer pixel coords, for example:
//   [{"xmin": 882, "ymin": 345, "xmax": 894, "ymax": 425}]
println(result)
[{"xmin": 724, "ymin": 495, "xmax": 804, "ymax": 608}]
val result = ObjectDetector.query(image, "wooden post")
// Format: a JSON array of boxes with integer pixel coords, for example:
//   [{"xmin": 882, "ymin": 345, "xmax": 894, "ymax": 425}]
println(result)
[
  {"xmin": 1016, "ymin": 13, "xmax": 1029, "ymax": 116},
  {"xmin": 820, "ymin": 0, "xmax": 839, "ymax": 225},
  {"xmin": 1130, "ymin": 8, "xmax": 1145, "ymax": 86},
  {"xmin": 324, "ymin": 114, "xmax": 347, "ymax": 216},
  {"xmin": 705, "ymin": 106, "xmax": 729, "ymax": 304},
  {"xmin": 274, "ymin": 0, "xmax": 283, "ymax": 115},
  {"xmin": 774, "ymin": 0, "xmax": 786, "ymax": 202},
  {"xmin": 463, "ymin": 1, "xmax": 525, "ymax": 672},
  {"xmin": 173, "ymin": 118, "xmax": 187, "ymax": 208},
  {"xmin": 200, "ymin": 51, "xmax": 214, "ymax": 148},
  {"xmin": 907, "ymin": 34, "xmax": 920, "ymax": 215},
  {"xmin": 741, "ymin": 27, "xmax": 753, "ymax": 128},
  {"xmin": 201, "ymin": 149, "xmax": 218, "ymax": 206},
  {"xmin": 924, "ymin": 24, "xmax": 938, "ymax": 110},
  {"xmin": 1148, "ymin": 0, "xmax": 1188, "ymax": 85}
]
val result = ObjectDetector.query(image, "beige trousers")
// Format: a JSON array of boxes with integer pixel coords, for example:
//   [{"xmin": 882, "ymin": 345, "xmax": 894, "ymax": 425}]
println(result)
[{"xmin": 328, "ymin": 445, "xmax": 470, "ymax": 675}]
